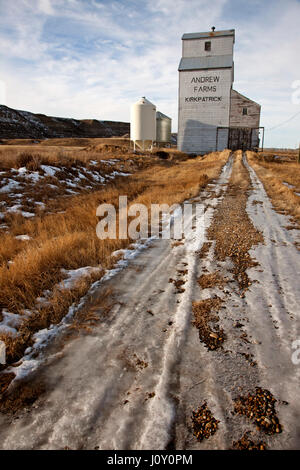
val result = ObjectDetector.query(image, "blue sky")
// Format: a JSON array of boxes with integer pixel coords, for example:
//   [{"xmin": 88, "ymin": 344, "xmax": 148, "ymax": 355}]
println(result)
[{"xmin": 0, "ymin": 0, "xmax": 299, "ymax": 148}]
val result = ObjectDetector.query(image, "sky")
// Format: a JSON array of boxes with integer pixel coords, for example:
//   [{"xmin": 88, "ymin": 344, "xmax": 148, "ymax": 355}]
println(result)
[{"xmin": 0, "ymin": 0, "xmax": 299, "ymax": 148}]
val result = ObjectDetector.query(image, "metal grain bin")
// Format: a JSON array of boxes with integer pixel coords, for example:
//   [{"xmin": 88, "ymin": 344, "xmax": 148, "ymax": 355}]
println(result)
[
  {"xmin": 130, "ymin": 97, "xmax": 156, "ymax": 151},
  {"xmin": 156, "ymin": 111, "xmax": 172, "ymax": 144}
]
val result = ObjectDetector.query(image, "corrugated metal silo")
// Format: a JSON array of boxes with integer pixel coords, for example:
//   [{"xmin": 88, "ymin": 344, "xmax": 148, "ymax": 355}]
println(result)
[
  {"xmin": 156, "ymin": 111, "xmax": 172, "ymax": 144},
  {"xmin": 130, "ymin": 97, "xmax": 156, "ymax": 151}
]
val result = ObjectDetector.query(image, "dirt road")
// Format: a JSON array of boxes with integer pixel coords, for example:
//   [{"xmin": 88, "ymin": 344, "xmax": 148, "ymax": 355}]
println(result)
[{"xmin": 0, "ymin": 151, "xmax": 299, "ymax": 450}]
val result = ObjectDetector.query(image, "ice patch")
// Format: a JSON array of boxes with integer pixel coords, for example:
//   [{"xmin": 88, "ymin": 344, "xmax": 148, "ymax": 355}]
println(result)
[
  {"xmin": 0, "ymin": 179, "xmax": 21, "ymax": 193},
  {"xmin": 18, "ymin": 167, "xmax": 27, "ymax": 174},
  {"xmin": 107, "ymin": 171, "xmax": 131, "ymax": 178},
  {"xmin": 35, "ymin": 201, "xmax": 45, "ymax": 209},
  {"xmin": 59, "ymin": 266, "xmax": 102, "ymax": 290},
  {"xmin": 26, "ymin": 171, "xmax": 41, "ymax": 182},
  {"xmin": 15, "ymin": 234, "xmax": 31, "ymax": 241},
  {"xmin": 283, "ymin": 181, "xmax": 295, "ymax": 189},
  {"xmin": 40, "ymin": 165, "xmax": 57, "ymax": 177},
  {"xmin": 7, "ymin": 205, "xmax": 35, "ymax": 218},
  {"xmin": 0, "ymin": 311, "xmax": 23, "ymax": 337},
  {"xmin": 8, "ymin": 303, "xmax": 77, "ymax": 381}
]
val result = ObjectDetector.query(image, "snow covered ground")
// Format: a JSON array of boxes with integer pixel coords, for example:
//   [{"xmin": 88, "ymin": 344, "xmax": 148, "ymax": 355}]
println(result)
[{"xmin": 0, "ymin": 160, "xmax": 130, "ymax": 226}]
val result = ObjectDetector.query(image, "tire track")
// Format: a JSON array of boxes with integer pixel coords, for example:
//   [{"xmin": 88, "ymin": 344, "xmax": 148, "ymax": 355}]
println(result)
[{"xmin": 175, "ymin": 151, "xmax": 300, "ymax": 450}]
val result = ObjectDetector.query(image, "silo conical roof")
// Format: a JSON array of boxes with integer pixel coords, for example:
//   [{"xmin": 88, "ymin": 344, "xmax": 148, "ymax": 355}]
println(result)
[
  {"xmin": 156, "ymin": 111, "xmax": 171, "ymax": 120},
  {"xmin": 135, "ymin": 97, "xmax": 156, "ymax": 107}
]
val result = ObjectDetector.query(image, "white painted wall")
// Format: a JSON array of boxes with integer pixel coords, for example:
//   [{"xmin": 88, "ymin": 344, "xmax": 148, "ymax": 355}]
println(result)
[
  {"xmin": 182, "ymin": 36, "xmax": 234, "ymax": 58},
  {"xmin": 178, "ymin": 68, "xmax": 233, "ymax": 153}
]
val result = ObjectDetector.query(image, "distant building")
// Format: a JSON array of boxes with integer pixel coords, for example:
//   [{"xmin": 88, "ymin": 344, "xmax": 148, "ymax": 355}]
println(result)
[{"xmin": 178, "ymin": 28, "xmax": 263, "ymax": 154}]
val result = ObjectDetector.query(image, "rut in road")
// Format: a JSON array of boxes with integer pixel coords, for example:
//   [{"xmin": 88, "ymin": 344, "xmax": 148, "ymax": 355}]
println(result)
[{"xmin": 0, "ymin": 151, "xmax": 299, "ymax": 450}]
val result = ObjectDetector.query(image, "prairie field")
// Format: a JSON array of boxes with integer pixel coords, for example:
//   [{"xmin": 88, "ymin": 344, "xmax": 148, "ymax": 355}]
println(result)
[
  {"xmin": 247, "ymin": 150, "xmax": 300, "ymax": 225},
  {"xmin": 0, "ymin": 139, "xmax": 228, "ymax": 366}
]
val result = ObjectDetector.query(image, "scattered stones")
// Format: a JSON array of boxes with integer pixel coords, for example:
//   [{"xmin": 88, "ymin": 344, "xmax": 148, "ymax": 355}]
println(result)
[
  {"xmin": 172, "ymin": 241, "xmax": 184, "ymax": 248},
  {"xmin": 206, "ymin": 154, "xmax": 263, "ymax": 292},
  {"xmin": 145, "ymin": 392, "xmax": 155, "ymax": 401},
  {"xmin": 239, "ymin": 352, "xmax": 257, "ymax": 367},
  {"xmin": 133, "ymin": 354, "xmax": 148, "ymax": 370},
  {"xmin": 192, "ymin": 403, "xmax": 219, "ymax": 442},
  {"xmin": 177, "ymin": 269, "xmax": 188, "ymax": 276},
  {"xmin": 196, "ymin": 242, "xmax": 212, "ymax": 260},
  {"xmin": 252, "ymin": 200, "xmax": 263, "ymax": 206},
  {"xmin": 234, "ymin": 387, "xmax": 283, "ymax": 435},
  {"xmin": 192, "ymin": 297, "xmax": 225, "ymax": 350},
  {"xmin": 169, "ymin": 278, "xmax": 185, "ymax": 294},
  {"xmin": 231, "ymin": 431, "xmax": 267, "ymax": 450},
  {"xmin": 197, "ymin": 271, "xmax": 225, "ymax": 289}
]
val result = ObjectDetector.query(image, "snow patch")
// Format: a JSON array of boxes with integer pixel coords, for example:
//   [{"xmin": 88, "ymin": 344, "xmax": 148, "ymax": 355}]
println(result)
[
  {"xmin": 40, "ymin": 165, "xmax": 57, "ymax": 177},
  {"xmin": 0, "ymin": 311, "xmax": 23, "ymax": 337},
  {"xmin": 59, "ymin": 266, "xmax": 102, "ymax": 290},
  {"xmin": 283, "ymin": 181, "xmax": 295, "ymax": 189},
  {"xmin": 0, "ymin": 179, "xmax": 21, "ymax": 193},
  {"xmin": 15, "ymin": 234, "xmax": 31, "ymax": 241}
]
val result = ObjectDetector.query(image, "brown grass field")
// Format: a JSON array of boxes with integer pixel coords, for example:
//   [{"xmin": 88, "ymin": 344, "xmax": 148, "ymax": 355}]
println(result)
[
  {"xmin": 0, "ymin": 138, "xmax": 230, "ymax": 366},
  {"xmin": 247, "ymin": 150, "xmax": 300, "ymax": 225}
]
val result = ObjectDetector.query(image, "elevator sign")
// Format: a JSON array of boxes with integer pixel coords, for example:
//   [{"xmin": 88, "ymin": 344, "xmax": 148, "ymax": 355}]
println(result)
[{"xmin": 184, "ymin": 75, "xmax": 222, "ymax": 102}]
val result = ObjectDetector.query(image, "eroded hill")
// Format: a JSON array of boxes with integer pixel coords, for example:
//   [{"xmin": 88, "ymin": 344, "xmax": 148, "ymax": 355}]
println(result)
[{"xmin": 0, "ymin": 104, "xmax": 129, "ymax": 140}]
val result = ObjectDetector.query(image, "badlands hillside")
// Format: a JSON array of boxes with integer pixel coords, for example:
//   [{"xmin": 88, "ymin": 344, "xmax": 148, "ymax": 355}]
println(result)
[{"xmin": 0, "ymin": 104, "xmax": 130, "ymax": 140}]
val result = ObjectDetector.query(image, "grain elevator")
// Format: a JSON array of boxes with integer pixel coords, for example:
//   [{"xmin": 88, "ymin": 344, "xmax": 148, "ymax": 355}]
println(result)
[{"xmin": 178, "ymin": 28, "xmax": 262, "ymax": 154}]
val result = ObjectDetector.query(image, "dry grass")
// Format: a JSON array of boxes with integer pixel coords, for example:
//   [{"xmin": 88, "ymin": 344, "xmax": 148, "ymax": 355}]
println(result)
[
  {"xmin": 0, "ymin": 138, "xmax": 187, "ymax": 169},
  {"xmin": 1, "ymin": 137, "xmax": 130, "ymax": 147},
  {"xmin": 0, "ymin": 378, "xmax": 45, "ymax": 414},
  {"xmin": 197, "ymin": 271, "xmax": 225, "ymax": 289},
  {"xmin": 192, "ymin": 403, "xmax": 220, "ymax": 442},
  {"xmin": 247, "ymin": 151, "xmax": 300, "ymax": 225},
  {"xmin": 0, "ymin": 145, "xmax": 131, "ymax": 170},
  {"xmin": 0, "ymin": 147, "xmax": 230, "ymax": 365},
  {"xmin": 258, "ymin": 148, "xmax": 298, "ymax": 162},
  {"xmin": 0, "ymin": 144, "xmax": 167, "ymax": 236}
]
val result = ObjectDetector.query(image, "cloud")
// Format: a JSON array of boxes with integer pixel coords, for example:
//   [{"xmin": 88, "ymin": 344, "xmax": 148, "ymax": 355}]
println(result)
[
  {"xmin": 0, "ymin": 80, "xmax": 6, "ymax": 105},
  {"xmin": 38, "ymin": 0, "xmax": 55, "ymax": 15},
  {"xmin": 0, "ymin": 0, "xmax": 299, "ymax": 147}
]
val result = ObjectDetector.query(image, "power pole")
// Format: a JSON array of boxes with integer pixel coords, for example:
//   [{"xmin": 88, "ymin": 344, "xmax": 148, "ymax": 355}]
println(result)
[{"xmin": 298, "ymin": 143, "xmax": 300, "ymax": 163}]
